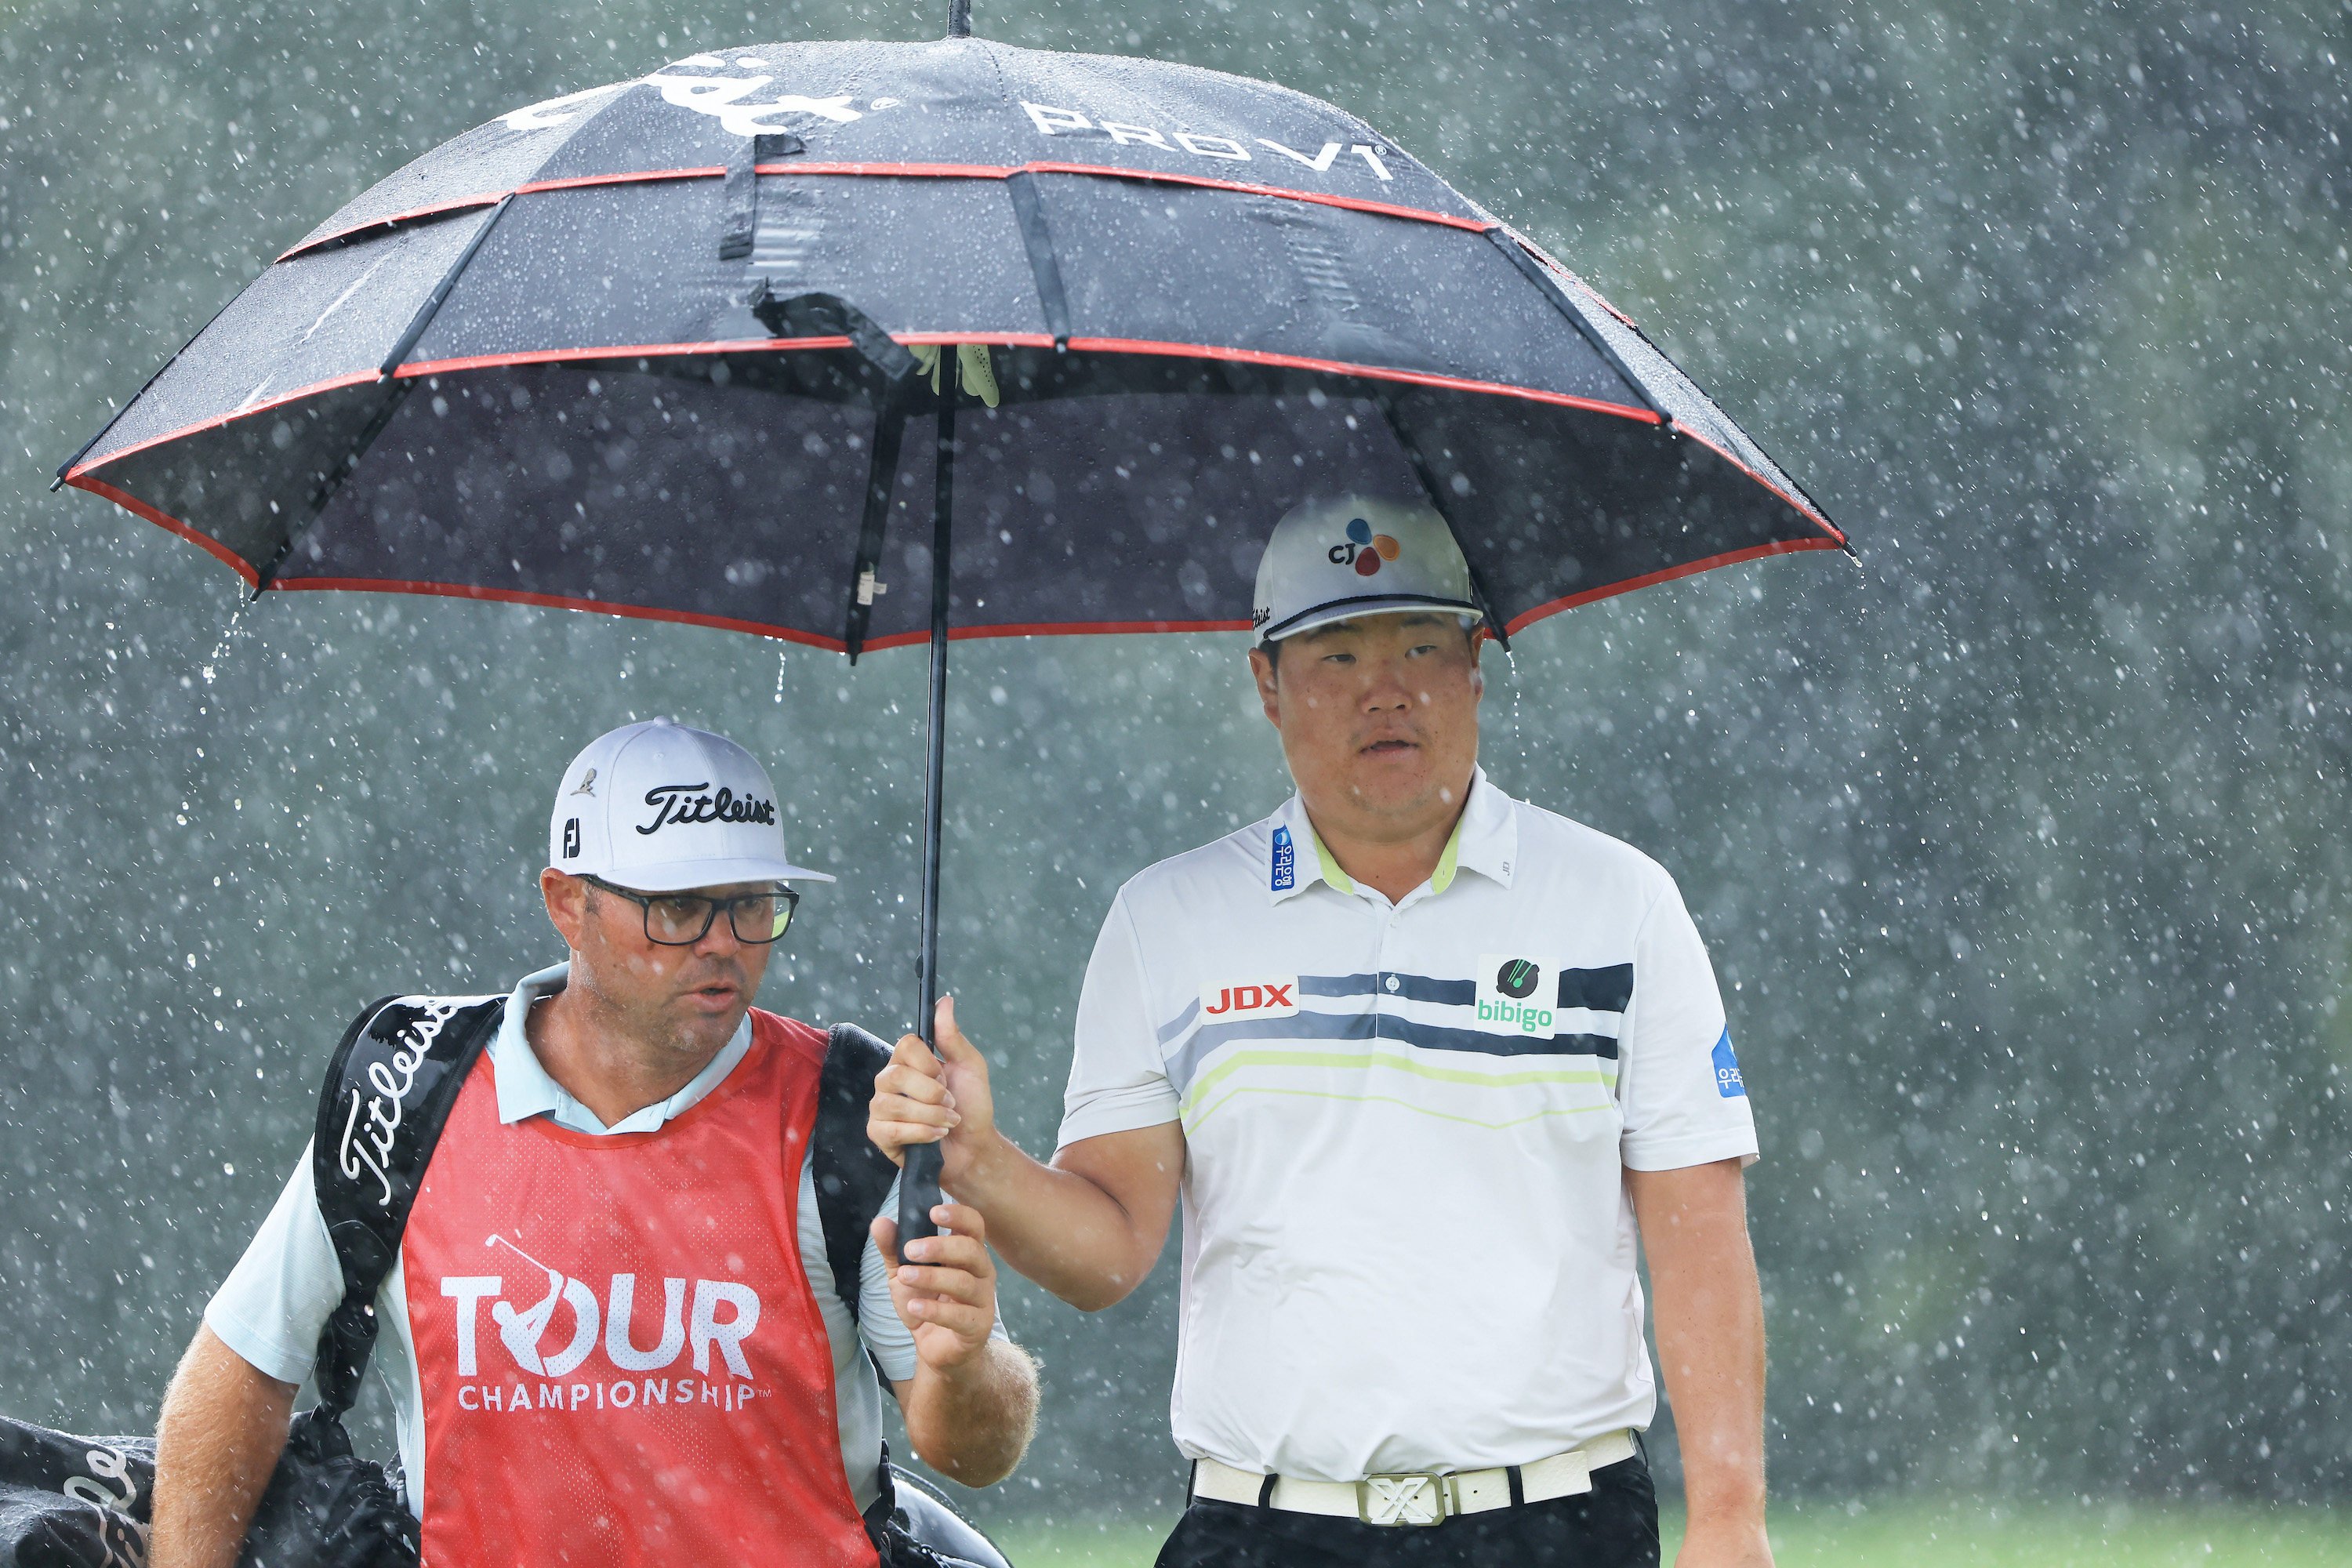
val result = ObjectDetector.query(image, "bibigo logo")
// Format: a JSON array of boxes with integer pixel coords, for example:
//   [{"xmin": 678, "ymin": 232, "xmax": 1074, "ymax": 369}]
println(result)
[
  {"xmin": 1327, "ymin": 517, "xmax": 1401, "ymax": 578},
  {"xmin": 1474, "ymin": 954, "xmax": 1557, "ymax": 1037}
]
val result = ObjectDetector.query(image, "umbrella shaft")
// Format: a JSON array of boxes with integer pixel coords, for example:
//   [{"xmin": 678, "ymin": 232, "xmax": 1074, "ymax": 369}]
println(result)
[
  {"xmin": 902, "ymin": 356, "xmax": 956, "ymax": 1248},
  {"xmin": 919, "ymin": 369, "xmax": 955, "ymax": 1040}
]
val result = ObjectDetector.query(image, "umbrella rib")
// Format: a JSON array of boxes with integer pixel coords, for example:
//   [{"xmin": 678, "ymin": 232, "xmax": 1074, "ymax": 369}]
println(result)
[
  {"xmin": 377, "ymin": 194, "xmax": 514, "ymax": 380},
  {"xmin": 1484, "ymin": 227, "xmax": 1671, "ymax": 430},
  {"xmin": 1004, "ymin": 172, "xmax": 1072, "ymax": 347},
  {"xmin": 1374, "ymin": 394, "xmax": 1512, "ymax": 654},
  {"xmin": 844, "ymin": 391, "xmax": 912, "ymax": 662},
  {"xmin": 719, "ymin": 132, "xmax": 806, "ymax": 262},
  {"xmin": 251, "ymin": 379, "xmax": 418, "ymax": 597},
  {"xmin": 52, "ymin": 287, "xmax": 246, "ymax": 490}
]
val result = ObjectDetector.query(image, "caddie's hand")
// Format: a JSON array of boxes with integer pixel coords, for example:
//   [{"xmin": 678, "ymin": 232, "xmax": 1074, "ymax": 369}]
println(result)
[
  {"xmin": 869, "ymin": 995, "xmax": 997, "ymax": 1181},
  {"xmin": 872, "ymin": 1202, "xmax": 999, "ymax": 1374}
]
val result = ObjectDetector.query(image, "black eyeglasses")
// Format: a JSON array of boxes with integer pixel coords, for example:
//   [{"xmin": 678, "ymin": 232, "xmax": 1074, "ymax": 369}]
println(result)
[{"xmin": 580, "ymin": 875, "xmax": 799, "ymax": 946}]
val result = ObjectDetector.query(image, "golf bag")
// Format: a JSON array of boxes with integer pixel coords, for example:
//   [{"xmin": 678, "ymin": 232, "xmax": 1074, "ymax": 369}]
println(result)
[{"xmin": 0, "ymin": 996, "xmax": 1010, "ymax": 1568}]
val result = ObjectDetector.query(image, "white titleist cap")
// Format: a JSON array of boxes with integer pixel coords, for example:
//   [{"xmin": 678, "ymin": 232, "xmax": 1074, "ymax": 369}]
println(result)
[
  {"xmin": 547, "ymin": 717, "xmax": 835, "ymax": 892},
  {"xmin": 1252, "ymin": 495, "xmax": 1481, "ymax": 642}
]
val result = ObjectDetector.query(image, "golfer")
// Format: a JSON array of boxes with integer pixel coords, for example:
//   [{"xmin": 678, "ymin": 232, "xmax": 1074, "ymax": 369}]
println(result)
[
  {"xmin": 873, "ymin": 498, "xmax": 1770, "ymax": 1567},
  {"xmin": 151, "ymin": 718, "xmax": 1037, "ymax": 1568}
]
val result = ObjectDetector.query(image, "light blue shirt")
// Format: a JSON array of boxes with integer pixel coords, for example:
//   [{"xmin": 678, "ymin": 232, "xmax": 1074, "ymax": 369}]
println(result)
[{"xmin": 205, "ymin": 964, "xmax": 919, "ymax": 1514}]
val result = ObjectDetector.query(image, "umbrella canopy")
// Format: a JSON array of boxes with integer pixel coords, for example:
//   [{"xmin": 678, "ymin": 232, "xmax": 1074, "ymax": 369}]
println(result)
[
  {"xmin": 58, "ymin": 26, "xmax": 1849, "ymax": 1238},
  {"xmin": 60, "ymin": 34, "xmax": 1842, "ymax": 655}
]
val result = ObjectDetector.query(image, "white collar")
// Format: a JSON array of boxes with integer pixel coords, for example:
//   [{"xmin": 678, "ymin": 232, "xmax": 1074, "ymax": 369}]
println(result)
[
  {"xmin": 1266, "ymin": 766, "xmax": 1519, "ymax": 906},
  {"xmin": 488, "ymin": 961, "xmax": 753, "ymax": 1136}
]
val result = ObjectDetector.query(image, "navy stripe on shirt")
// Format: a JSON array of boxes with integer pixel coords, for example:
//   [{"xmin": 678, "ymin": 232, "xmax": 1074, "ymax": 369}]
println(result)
[{"xmin": 1165, "ymin": 1007, "xmax": 1621, "ymax": 1097}]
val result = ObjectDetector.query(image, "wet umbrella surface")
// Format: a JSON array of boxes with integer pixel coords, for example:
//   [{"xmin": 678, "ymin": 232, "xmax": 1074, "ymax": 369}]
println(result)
[
  {"xmin": 60, "ymin": 35, "xmax": 1841, "ymax": 645},
  {"xmin": 58, "ymin": 28, "xmax": 1846, "ymax": 1235}
]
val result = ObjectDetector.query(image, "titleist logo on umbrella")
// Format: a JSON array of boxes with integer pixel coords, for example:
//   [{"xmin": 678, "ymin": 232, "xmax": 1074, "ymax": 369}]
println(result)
[{"xmin": 637, "ymin": 782, "xmax": 779, "ymax": 835}]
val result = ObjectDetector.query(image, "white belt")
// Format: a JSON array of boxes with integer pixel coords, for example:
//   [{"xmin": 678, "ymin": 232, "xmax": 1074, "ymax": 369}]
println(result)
[{"xmin": 1189, "ymin": 1430, "xmax": 1638, "ymax": 1527}]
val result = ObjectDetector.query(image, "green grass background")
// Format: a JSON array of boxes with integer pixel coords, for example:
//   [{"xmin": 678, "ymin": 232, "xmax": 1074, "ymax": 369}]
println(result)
[{"xmin": 994, "ymin": 1501, "xmax": 2352, "ymax": 1566}]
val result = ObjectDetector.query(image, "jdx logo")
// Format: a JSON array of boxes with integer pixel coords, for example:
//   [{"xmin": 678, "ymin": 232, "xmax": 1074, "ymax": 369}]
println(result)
[
  {"xmin": 439, "ymin": 1236, "xmax": 766, "ymax": 1417},
  {"xmin": 1474, "ymin": 954, "xmax": 1556, "ymax": 1037},
  {"xmin": 1202, "ymin": 977, "xmax": 1300, "ymax": 1021}
]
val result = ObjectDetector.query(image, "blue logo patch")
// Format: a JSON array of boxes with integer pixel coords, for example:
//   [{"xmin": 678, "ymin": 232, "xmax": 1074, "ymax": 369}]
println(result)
[
  {"xmin": 1270, "ymin": 825, "xmax": 1296, "ymax": 891},
  {"xmin": 1711, "ymin": 1029, "xmax": 1746, "ymax": 1098}
]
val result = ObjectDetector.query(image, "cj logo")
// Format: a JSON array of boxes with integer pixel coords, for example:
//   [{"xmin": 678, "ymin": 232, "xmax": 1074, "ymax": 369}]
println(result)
[{"xmin": 1326, "ymin": 517, "xmax": 1401, "ymax": 578}]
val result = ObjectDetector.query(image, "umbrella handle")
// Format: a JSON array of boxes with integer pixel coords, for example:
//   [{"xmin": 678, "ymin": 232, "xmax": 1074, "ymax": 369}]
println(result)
[{"xmin": 901, "ymin": 1142, "xmax": 948, "ymax": 1249}]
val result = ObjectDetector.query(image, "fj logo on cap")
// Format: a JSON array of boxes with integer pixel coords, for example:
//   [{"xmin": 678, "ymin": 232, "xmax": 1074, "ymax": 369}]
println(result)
[
  {"xmin": 1475, "ymin": 953, "xmax": 1557, "ymax": 1036},
  {"xmin": 1327, "ymin": 516, "xmax": 1401, "ymax": 578},
  {"xmin": 562, "ymin": 818, "xmax": 581, "ymax": 859}
]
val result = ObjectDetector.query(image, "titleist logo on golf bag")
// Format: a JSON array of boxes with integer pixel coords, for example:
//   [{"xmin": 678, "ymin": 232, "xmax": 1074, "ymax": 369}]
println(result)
[
  {"xmin": 338, "ymin": 999, "xmax": 471, "ymax": 1208},
  {"xmin": 636, "ymin": 781, "xmax": 778, "ymax": 835}
]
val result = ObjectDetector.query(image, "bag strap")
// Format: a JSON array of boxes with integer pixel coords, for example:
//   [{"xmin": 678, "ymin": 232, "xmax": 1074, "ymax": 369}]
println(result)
[
  {"xmin": 307, "ymin": 993, "xmax": 506, "ymax": 1419},
  {"xmin": 813, "ymin": 1022, "xmax": 900, "ymax": 1326}
]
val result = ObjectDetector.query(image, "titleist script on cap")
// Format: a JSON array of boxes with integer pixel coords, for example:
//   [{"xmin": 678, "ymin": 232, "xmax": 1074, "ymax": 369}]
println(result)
[{"xmin": 637, "ymin": 782, "xmax": 778, "ymax": 835}]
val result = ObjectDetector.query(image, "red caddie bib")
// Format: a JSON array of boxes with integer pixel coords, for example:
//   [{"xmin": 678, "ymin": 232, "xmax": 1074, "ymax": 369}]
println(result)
[{"xmin": 401, "ymin": 1008, "xmax": 878, "ymax": 1567}]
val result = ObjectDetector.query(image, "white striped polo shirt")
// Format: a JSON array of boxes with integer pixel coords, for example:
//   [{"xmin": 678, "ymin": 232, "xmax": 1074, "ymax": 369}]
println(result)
[{"xmin": 1058, "ymin": 768, "xmax": 1757, "ymax": 1483}]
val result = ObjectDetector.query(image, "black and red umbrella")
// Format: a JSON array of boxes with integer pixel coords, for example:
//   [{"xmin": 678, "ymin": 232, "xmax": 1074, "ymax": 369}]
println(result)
[{"xmin": 58, "ymin": 14, "xmax": 1846, "ymax": 1234}]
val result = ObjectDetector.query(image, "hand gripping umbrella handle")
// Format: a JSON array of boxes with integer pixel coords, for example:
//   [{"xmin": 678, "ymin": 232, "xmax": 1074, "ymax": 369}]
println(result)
[
  {"xmin": 898, "ymin": 347, "xmax": 958, "ymax": 1252},
  {"xmin": 901, "ymin": 1142, "xmax": 947, "ymax": 1250}
]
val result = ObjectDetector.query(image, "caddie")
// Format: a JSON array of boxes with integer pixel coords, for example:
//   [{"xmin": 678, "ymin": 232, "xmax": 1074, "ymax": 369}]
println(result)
[
  {"xmin": 872, "ymin": 498, "xmax": 1771, "ymax": 1567},
  {"xmin": 151, "ymin": 717, "xmax": 1037, "ymax": 1568}
]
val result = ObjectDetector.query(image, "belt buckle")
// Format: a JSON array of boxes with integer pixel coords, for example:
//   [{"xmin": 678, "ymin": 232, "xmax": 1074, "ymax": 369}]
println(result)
[{"xmin": 1356, "ymin": 1471, "xmax": 1454, "ymax": 1527}]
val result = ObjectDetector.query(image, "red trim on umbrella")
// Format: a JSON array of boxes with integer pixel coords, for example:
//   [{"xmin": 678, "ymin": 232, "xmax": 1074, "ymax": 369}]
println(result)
[
  {"xmin": 276, "ymin": 575, "xmax": 852, "ymax": 651},
  {"xmin": 518, "ymin": 166, "xmax": 727, "ymax": 194},
  {"xmin": 1501, "ymin": 536, "xmax": 1846, "ymax": 636},
  {"xmin": 65, "ymin": 476, "xmax": 260, "ymax": 586},
  {"xmin": 64, "ymin": 481, "xmax": 1822, "ymax": 652},
  {"xmin": 753, "ymin": 159, "xmax": 1495, "ymax": 232},
  {"xmin": 1014, "ymin": 162, "xmax": 1492, "ymax": 232},
  {"xmin": 860, "ymin": 617, "xmax": 1257, "ymax": 651},
  {"xmin": 279, "ymin": 169, "xmax": 734, "ymax": 261},
  {"xmin": 63, "ymin": 370, "xmax": 385, "ymax": 481},
  {"xmin": 400, "ymin": 332, "xmax": 1066, "ymax": 376},
  {"xmin": 277, "ymin": 194, "xmax": 506, "ymax": 261},
  {"xmin": 71, "ymin": 335, "xmax": 1664, "ymax": 485},
  {"xmin": 269, "ymin": 577, "xmax": 1254, "ymax": 647},
  {"xmin": 755, "ymin": 160, "xmax": 1020, "ymax": 180},
  {"xmin": 395, "ymin": 336, "xmax": 851, "ymax": 377},
  {"xmin": 1060, "ymin": 337, "xmax": 1664, "ymax": 423},
  {"xmin": 273, "ymin": 158, "xmax": 1488, "ymax": 263}
]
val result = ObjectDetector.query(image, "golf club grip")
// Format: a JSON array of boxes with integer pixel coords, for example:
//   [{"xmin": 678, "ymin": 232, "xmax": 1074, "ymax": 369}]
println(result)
[{"xmin": 900, "ymin": 1140, "xmax": 946, "ymax": 1247}]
